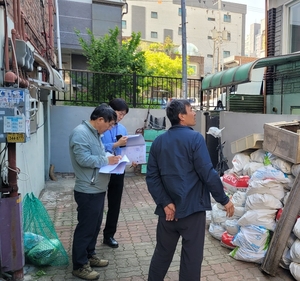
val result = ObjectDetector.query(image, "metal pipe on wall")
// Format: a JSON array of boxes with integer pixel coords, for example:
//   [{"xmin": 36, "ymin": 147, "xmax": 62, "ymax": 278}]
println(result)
[{"xmin": 55, "ymin": 0, "xmax": 62, "ymax": 70}]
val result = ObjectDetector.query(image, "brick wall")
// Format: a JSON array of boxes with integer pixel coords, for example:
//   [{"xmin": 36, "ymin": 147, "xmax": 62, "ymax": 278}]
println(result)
[{"xmin": 6, "ymin": 0, "xmax": 55, "ymax": 65}]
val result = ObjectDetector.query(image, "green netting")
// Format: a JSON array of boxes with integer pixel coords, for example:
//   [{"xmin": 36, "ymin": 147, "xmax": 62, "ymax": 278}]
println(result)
[{"xmin": 22, "ymin": 192, "xmax": 69, "ymax": 266}]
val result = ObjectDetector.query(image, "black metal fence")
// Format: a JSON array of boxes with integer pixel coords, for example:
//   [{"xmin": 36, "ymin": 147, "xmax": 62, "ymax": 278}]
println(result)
[{"xmin": 54, "ymin": 69, "xmax": 202, "ymax": 108}]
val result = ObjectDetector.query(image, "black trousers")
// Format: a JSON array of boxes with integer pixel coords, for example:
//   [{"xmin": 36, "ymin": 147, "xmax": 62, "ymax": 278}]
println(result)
[
  {"xmin": 103, "ymin": 173, "xmax": 125, "ymax": 239},
  {"xmin": 72, "ymin": 191, "xmax": 106, "ymax": 270},
  {"xmin": 148, "ymin": 211, "xmax": 206, "ymax": 281}
]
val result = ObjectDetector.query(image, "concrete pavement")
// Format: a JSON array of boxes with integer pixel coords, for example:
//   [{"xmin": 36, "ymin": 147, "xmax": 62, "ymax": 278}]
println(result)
[{"xmin": 23, "ymin": 172, "xmax": 296, "ymax": 281}]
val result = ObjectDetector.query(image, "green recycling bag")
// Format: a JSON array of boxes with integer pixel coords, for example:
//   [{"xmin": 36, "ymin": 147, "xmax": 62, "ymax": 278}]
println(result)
[{"xmin": 22, "ymin": 193, "xmax": 69, "ymax": 266}]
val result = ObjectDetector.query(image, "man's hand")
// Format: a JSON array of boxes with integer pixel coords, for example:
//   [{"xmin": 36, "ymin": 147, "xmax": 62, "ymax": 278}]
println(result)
[
  {"xmin": 164, "ymin": 203, "xmax": 177, "ymax": 221},
  {"xmin": 224, "ymin": 201, "xmax": 234, "ymax": 217},
  {"xmin": 107, "ymin": 155, "xmax": 122, "ymax": 165}
]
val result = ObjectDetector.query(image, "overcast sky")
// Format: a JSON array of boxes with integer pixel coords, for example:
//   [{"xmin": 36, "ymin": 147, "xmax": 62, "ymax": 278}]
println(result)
[{"xmin": 228, "ymin": 0, "xmax": 265, "ymax": 34}]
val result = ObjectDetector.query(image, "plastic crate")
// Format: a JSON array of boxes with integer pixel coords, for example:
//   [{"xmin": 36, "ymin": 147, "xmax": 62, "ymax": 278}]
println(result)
[
  {"xmin": 231, "ymin": 133, "xmax": 264, "ymax": 154},
  {"xmin": 144, "ymin": 129, "xmax": 166, "ymax": 141}
]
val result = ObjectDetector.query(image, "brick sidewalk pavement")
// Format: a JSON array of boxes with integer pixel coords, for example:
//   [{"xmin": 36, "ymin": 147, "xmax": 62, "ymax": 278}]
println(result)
[{"xmin": 23, "ymin": 173, "xmax": 295, "ymax": 281}]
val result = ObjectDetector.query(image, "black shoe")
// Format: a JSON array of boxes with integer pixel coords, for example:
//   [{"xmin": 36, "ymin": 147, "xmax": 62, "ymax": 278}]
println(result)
[{"xmin": 103, "ymin": 237, "xmax": 119, "ymax": 248}]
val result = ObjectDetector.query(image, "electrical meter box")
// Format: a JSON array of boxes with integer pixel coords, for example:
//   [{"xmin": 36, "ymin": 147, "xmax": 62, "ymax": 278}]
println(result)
[{"xmin": 0, "ymin": 88, "xmax": 30, "ymax": 143}]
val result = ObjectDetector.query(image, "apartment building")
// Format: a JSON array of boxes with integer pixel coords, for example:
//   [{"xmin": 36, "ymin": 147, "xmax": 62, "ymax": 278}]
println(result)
[
  {"xmin": 122, "ymin": 0, "xmax": 246, "ymax": 75},
  {"xmin": 57, "ymin": 0, "xmax": 125, "ymax": 70}
]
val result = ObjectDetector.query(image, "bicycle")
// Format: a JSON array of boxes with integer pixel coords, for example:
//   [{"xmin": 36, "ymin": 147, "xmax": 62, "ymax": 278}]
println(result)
[{"xmin": 216, "ymin": 138, "xmax": 229, "ymax": 176}]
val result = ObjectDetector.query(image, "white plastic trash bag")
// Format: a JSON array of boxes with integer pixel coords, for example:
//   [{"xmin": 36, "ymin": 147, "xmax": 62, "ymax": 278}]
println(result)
[
  {"xmin": 245, "ymin": 193, "xmax": 283, "ymax": 211},
  {"xmin": 232, "ymin": 225, "xmax": 270, "ymax": 253},
  {"xmin": 249, "ymin": 165, "xmax": 290, "ymax": 184},
  {"xmin": 208, "ymin": 222, "xmax": 225, "ymax": 241},
  {"xmin": 229, "ymin": 246, "xmax": 266, "ymax": 264},
  {"xmin": 211, "ymin": 203, "xmax": 228, "ymax": 225},
  {"xmin": 290, "ymin": 262, "xmax": 300, "ymax": 281},
  {"xmin": 243, "ymin": 162, "xmax": 264, "ymax": 177},
  {"xmin": 232, "ymin": 153, "xmax": 250, "ymax": 175},
  {"xmin": 294, "ymin": 218, "xmax": 300, "ymax": 240},
  {"xmin": 225, "ymin": 219, "xmax": 239, "ymax": 236},
  {"xmin": 206, "ymin": 127, "xmax": 224, "ymax": 138},
  {"xmin": 292, "ymin": 164, "xmax": 300, "ymax": 177},
  {"xmin": 237, "ymin": 209, "xmax": 277, "ymax": 231},
  {"xmin": 230, "ymin": 191, "xmax": 247, "ymax": 207},
  {"xmin": 290, "ymin": 239, "xmax": 300, "ymax": 263},
  {"xmin": 250, "ymin": 149, "xmax": 266, "ymax": 163},
  {"xmin": 246, "ymin": 179, "xmax": 285, "ymax": 201},
  {"xmin": 279, "ymin": 247, "xmax": 292, "ymax": 270}
]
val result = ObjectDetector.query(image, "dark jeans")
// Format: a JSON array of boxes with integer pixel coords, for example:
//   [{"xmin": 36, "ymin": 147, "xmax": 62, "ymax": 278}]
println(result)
[
  {"xmin": 148, "ymin": 211, "xmax": 206, "ymax": 281},
  {"xmin": 72, "ymin": 191, "xmax": 106, "ymax": 270},
  {"xmin": 103, "ymin": 173, "xmax": 125, "ymax": 239}
]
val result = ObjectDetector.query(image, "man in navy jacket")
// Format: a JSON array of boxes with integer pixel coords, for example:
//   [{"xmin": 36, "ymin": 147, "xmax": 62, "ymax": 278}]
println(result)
[{"xmin": 146, "ymin": 99, "xmax": 234, "ymax": 281}]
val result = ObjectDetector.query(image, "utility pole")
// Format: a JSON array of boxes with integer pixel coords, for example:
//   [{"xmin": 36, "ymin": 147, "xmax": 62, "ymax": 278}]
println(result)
[
  {"xmin": 181, "ymin": 0, "xmax": 187, "ymax": 99},
  {"xmin": 217, "ymin": 0, "xmax": 221, "ymax": 72},
  {"xmin": 211, "ymin": 0, "xmax": 228, "ymax": 100}
]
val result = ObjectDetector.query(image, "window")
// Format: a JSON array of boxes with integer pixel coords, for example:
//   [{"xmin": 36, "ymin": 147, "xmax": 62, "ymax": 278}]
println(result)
[
  {"xmin": 223, "ymin": 50, "xmax": 230, "ymax": 58},
  {"xmin": 151, "ymin": 11, "xmax": 158, "ymax": 19},
  {"xmin": 208, "ymin": 17, "xmax": 215, "ymax": 21},
  {"xmin": 178, "ymin": 27, "xmax": 182, "ymax": 35},
  {"xmin": 227, "ymin": 32, "xmax": 231, "ymax": 41},
  {"xmin": 178, "ymin": 8, "xmax": 181, "ymax": 16},
  {"xmin": 151, "ymin": 31, "xmax": 158, "ymax": 38},
  {"xmin": 189, "ymin": 65, "xmax": 197, "ymax": 76},
  {"xmin": 224, "ymin": 14, "xmax": 231, "ymax": 23},
  {"xmin": 289, "ymin": 2, "xmax": 300, "ymax": 52},
  {"xmin": 122, "ymin": 20, "xmax": 127, "ymax": 29},
  {"xmin": 207, "ymin": 54, "xmax": 213, "ymax": 58}
]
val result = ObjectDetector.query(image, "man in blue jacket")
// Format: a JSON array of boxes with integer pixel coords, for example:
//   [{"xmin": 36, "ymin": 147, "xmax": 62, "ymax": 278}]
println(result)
[{"xmin": 146, "ymin": 99, "xmax": 234, "ymax": 281}]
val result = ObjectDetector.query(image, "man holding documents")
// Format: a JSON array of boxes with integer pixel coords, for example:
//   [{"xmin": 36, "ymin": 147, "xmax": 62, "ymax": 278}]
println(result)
[
  {"xmin": 101, "ymin": 98, "xmax": 130, "ymax": 248},
  {"xmin": 69, "ymin": 104, "xmax": 121, "ymax": 280}
]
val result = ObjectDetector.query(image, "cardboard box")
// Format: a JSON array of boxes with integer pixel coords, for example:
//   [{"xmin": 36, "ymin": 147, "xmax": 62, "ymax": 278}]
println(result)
[{"xmin": 263, "ymin": 121, "xmax": 300, "ymax": 164}]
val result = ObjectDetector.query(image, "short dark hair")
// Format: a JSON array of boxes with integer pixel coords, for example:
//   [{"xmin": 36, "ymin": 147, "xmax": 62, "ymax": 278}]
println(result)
[
  {"xmin": 166, "ymin": 99, "xmax": 191, "ymax": 126},
  {"xmin": 90, "ymin": 103, "xmax": 117, "ymax": 122},
  {"xmin": 109, "ymin": 98, "xmax": 129, "ymax": 113}
]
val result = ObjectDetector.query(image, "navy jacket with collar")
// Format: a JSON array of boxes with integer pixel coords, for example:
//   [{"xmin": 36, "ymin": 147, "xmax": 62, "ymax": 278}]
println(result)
[{"xmin": 146, "ymin": 125, "xmax": 229, "ymax": 219}]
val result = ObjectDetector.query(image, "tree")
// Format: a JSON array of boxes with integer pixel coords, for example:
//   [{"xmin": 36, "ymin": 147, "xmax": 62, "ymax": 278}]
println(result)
[
  {"xmin": 141, "ymin": 38, "xmax": 195, "ymax": 100},
  {"xmin": 143, "ymin": 38, "xmax": 194, "ymax": 77},
  {"xmin": 76, "ymin": 27, "xmax": 147, "ymax": 74},
  {"xmin": 72, "ymin": 27, "xmax": 148, "ymax": 105}
]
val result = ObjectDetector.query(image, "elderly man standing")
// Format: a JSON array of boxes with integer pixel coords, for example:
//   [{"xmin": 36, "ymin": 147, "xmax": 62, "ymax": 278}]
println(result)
[
  {"xmin": 69, "ymin": 104, "xmax": 121, "ymax": 280},
  {"xmin": 146, "ymin": 99, "xmax": 234, "ymax": 281}
]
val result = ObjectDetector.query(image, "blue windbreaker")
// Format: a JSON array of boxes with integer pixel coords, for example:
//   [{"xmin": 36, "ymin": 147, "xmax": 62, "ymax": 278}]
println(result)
[{"xmin": 146, "ymin": 125, "xmax": 229, "ymax": 219}]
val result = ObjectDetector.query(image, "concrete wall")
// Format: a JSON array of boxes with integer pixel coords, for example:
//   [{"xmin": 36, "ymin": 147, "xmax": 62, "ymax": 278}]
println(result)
[
  {"xmin": 15, "ymin": 101, "xmax": 46, "ymax": 197},
  {"xmin": 220, "ymin": 111, "xmax": 300, "ymax": 167},
  {"xmin": 50, "ymin": 106, "xmax": 174, "ymax": 173},
  {"xmin": 50, "ymin": 105, "xmax": 300, "ymax": 174}
]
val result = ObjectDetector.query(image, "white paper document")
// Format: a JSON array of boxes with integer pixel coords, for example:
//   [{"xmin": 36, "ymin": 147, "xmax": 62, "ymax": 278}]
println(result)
[
  {"xmin": 99, "ymin": 155, "xmax": 130, "ymax": 174},
  {"xmin": 121, "ymin": 134, "xmax": 146, "ymax": 164}
]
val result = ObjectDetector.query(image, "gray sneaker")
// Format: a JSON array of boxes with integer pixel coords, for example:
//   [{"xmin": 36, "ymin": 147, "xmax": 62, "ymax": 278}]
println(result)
[
  {"xmin": 89, "ymin": 255, "xmax": 109, "ymax": 267},
  {"xmin": 72, "ymin": 263, "xmax": 100, "ymax": 280}
]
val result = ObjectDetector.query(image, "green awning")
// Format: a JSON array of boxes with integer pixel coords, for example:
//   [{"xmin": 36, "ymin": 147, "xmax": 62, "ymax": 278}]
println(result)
[{"xmin": 202, "ymin": 52, "xmax": 300, "ymax": 90}]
